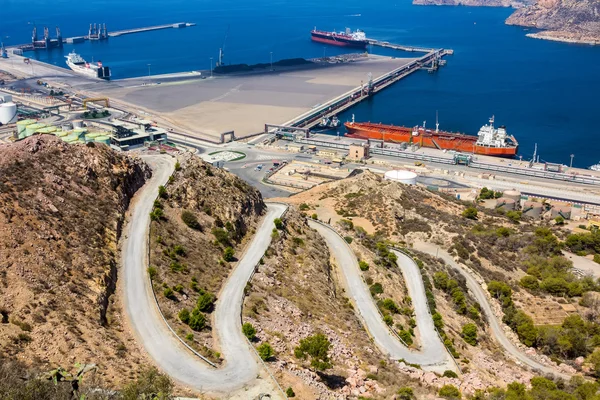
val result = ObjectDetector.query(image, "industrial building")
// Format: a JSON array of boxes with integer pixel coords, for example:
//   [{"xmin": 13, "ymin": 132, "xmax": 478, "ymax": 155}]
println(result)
[
  {"xmin": 107, "ymin": 119, "xmax": 168, "ymax": 150},
  {"xmin": 347, "ymin": 143, "xmax": 370, "ymax": 161}
]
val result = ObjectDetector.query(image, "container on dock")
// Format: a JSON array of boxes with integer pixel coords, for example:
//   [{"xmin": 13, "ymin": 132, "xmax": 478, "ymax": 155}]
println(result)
[
  {"xmin": 84, "ymin": 132, "xmax": 102, "ymax": 142},
  {"xmin": 25, "ymin": 123, "xmax": 46, "ymax": 137},
  {"xmin": 495, "ymin": 197, "xmax": 516, "ymax": 211},
  {"xmin": 94, "ymin": 135, "xmax": 111, "ymax": 145},
  {"xmin": 62, "ymin": 136, "xmax": 78, "ymax": 144},
  {"xmin": 17, "ymin": 119, "xmax": 36, "ymax": 135}
]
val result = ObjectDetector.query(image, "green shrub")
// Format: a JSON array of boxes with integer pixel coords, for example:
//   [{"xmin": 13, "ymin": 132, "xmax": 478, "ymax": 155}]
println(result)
[
  {"xmin": 344, "ymin": 236, "xmax": 353, "ymax": 244},
  {"xmin": 174, "ymin": 161, "xmax": 181, "ymax": 171},
  {"xmin": 181, "ymin": 210, "xmax": 201, "ymax": 230},
  {"xmin": 461, "ymin": 323, "xmax": 478, "ymax": 346},
  {"xmin": 398, "ymin": 329, "xmax": 413, "ymax": 345},
  {"xmin": 383, "ymin": 315, "xmax": 393, "ymax": 326},
  {"xmin": 212, "ymin": 228, "xmax": 230, "ymax": 246},
  {"xmin": 438, "ymin": 384, "xmax": 461, "ymax": 399},
  {"xmin": 520, "ymin": 275, "xmax": 539, "ymax": 290},
  {"xmin": 242, "ymin": 323, "xmax": 256, "ymax": 341},
  {"xmin": 173, "ymin": 245, "xmax": 186, "ymax": 256},
  {"xmin": 178, "ymin": 308, "xmax": 190, "ymax": 324},
  {"xmin": 462, "ymin": 207, "xmax": 478, "ymax": 220},
  {"xmin": 294, "ymin": 333, "xmax": 332, "ymax": 370},
  {"xmin": 443, "ymin": 370, "xmax": 458, "ymax": 378},
  {"xmin": 257, "ymin": 342, "xmax": 274, "ymax": 361},
  {"xmin": 223, "ymin": 247, "xmax": 235, "ymax": 262},
  {"xmin": 196, "ymin": 290, "xmax": 216, "ymax": 312},
  {"xmin": 185, "ymin": 333, "xmax": 193, "ymax": 341},
  {"xmin": 311, "ymin": 213, "xmax": 318, "ymax": 220},
  {"xmin": 158, "ymin": 185, "xmax": 167, "ymax": 199},
  {"xmin": 339, "ymin": 219, "xmax": 354, "ymax": 230},
  {"xmin": 432, "ymin": 312, "xmax": 444, "ymax": 330},
  {"xmin": 163, "ymin": 287, "xmax": 175, "ymax": 300},
  {"xmin": 555, "ymin": 216, "xmax": 565, "ymax": 225},
  {"xmin": 382, "ymin": 298, "xmax": 399, "ymax": 313},
  {"xmin": 358, "ymin": 261, "xmax": 369, "ymax": 271},
  {"xmin": 506, "ymin": 210, "xmax": 522, "ymax": 223},
  {"xmin": 274, "ymin": 218, "xmax": 283, "ymax": 230},
  {"xmin": 147, "ymin": 266, "xmax": 158, "ymax": 280},
  {"xmin": 396, "ymin": 387, "xmax": 415, "ymax": 400},
  {"xmin": 188, "ymin": 309, "xmax": 206, "ymax": 331},
  {"xmin": 173, "ymin": 284, "xmax": 184, "ymax": 293},
  {"xmin": 150, "ymin": 208, "xmax": 164, "ymax": 221},
  {"xmin": 370, "ymin": 283, "xmax": 384, "ymax": 296},
  {"xmin": 286, "ymin": 387, "xmax": 296, "ymax": 398},
  {"xmin": 594, "ymin": 254, "xmax": 600, "ymax": 264},
  {"xmin": 299, "ymin": 203, "xmax": 310, "ymax": 211}
]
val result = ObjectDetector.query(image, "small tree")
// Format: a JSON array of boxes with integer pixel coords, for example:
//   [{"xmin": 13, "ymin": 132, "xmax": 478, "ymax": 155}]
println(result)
[
  {"xmin": 196, "ymin": 290, "xmax": 216, "ymax": 312},
  {"xmin": 163, "ymin": 287, "xmax": 175, "ymax": 300},
  {"xmin": 294, "ymin": 333, "xmax": 332, "ymax": 371},
  {"xmin": 174, "ymin": 161, "xmax": 181, "ymax": 171},
  {"xmin": 462, "ymin": 207, "xmax": 478, "ymax": 220},
  {"xmin": 311, "ymin": 213, "xmax": 318, "ymax": 220},
  {"xmin": 587, "ymin": 348, "xmax": 600, "ymax": 378},
  {"xmin": 273, "ymin": 218, "xmax": 283, "ymax": 230},
  {"xmin": 506, "ymin": 210, "xmax": 522, "ymax": 223},
  {"xmin": 359, "ymin": 261, "xmax": 369, "ymax": 271},
  {"xmin": 178, "ymin": 308, "xmax": 190, "ymax": 324},
  {"xmin": 555, "ymin": 216, "xmax": 565, "ymax": 225},
  {"xmin": 242, "ymin": 323, "xmax": 256, "ymax": 341},
  {"xmin": 257, "ymin": 342, "xmax": 274, "ymax": 361},
  {"xmin": 158, "ymin": 185, "xmax": 167, "ymax": 199},
  {"xmin": 223, "ymin": 247, "xmax": 235, "ymax": 262},
  {"xmin": 461, "ymin": 323, "xmax": 478, "ymax": 346},
  {"xmin": 188, "ymin": 310, "xmax": 206, "ymax": 331},
  {"xmin": 286, "ymin": 387, "xmax": 296, "ymax": 398}
]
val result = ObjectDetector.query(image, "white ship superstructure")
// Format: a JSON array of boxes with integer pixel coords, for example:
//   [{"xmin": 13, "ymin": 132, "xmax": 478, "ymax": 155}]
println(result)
[
  {"xmin": 65, "ymin": 51, "xmax": 110, "ymax": 80},
  {"xmin": 475, "ymin": 116, "xmax": 514, "ymax": 148}
]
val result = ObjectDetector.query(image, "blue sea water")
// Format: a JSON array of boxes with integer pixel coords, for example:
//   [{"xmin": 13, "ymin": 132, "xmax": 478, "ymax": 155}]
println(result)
[{"xmin": 2, "ymin": 0, "xmax": 600, "ymax": 167}]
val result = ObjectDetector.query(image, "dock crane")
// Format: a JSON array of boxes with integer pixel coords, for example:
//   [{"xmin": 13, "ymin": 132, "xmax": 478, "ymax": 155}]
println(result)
[{"xmin": 216, "ymin": 25, "xmax": 229, "ymax": 67}]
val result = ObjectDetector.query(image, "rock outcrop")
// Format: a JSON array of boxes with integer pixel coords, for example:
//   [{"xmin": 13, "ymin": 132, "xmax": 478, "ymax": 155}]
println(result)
[
  {"xmin": 413, "ymin": 0, "xmax": 600, "ymax": 44},
  {"xmin": 0, "ymin": 136, "xmax": 150, "ymax": 385}
]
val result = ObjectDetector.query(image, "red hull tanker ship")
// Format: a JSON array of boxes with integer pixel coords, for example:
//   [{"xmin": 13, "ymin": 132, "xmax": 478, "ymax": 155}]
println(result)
[
  {"xmin": 311, "ymin": 27, "xmax": 368, "ymax": 49},
  {"xmin": 345, "ymin": 116, "xmax": 518, "ymax": 157}
]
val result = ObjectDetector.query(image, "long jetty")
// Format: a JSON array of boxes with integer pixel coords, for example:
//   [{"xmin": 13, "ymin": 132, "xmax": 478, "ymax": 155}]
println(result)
[
  {"xmin": 284, "ymin": 47, "xmax": 451, "ymax": 131},
  {"xmin": 108, "ymin": 22, "xmax": 196, "ymax": 37}
]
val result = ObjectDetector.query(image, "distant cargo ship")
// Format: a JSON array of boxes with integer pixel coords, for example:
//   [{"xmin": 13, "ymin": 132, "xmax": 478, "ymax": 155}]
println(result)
[
  {"xmin": 311, "ymin": 28, "xmax": 368, "ymax": 49},
  {"xmin": 345, "ymin": 116, "xmax": 519, "ymax": 157},
  {"xmin": 65, "ymin": 51, "xmax": 111, "ymax": 80}
]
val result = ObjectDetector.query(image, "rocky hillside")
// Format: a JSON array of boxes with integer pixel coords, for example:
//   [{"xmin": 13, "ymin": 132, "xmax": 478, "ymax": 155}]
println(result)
[
  {"xmin": 148, "ymin": 154, "xmax": 265, "ymax": 363},
  {"xmin": 413, "ymin": 0, "xmax": 600, "ymax": 44},
  {"xmin": 0, "ymin": 136, "xmax": 150, "ymax": 386},
  {"xmin": 506, "ymin": 0, "xmax": 600, "ymax": 43},
  {"xmin": 242, "ymin": 209, "xmax": 435, "ymax": 399}
]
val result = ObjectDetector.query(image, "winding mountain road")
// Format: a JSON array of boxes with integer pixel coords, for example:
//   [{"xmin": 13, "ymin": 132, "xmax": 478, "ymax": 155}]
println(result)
[
  {"xmin": 308, "ymin": 220, "xmax": 454, "ymax": 373},
  {"xmin": 413, "ymin": 242, "xmax": 571, "ymax": 380},
  {"xmin": 120, "ymin": 155, "xmax": 286, "ymax": 395}
]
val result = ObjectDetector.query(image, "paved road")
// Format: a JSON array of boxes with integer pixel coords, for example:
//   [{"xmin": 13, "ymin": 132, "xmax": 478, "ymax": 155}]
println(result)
[
  {"xmin": 413, "ymin": 242, "xmax": 571, "ymax": 380},
  {"xmin": 121, "ymin": 155, "xmax": 286, "ymax": 394},
  {"xmin": 308, "ymin": 221, "xmax": 454, "ymax": 373}
]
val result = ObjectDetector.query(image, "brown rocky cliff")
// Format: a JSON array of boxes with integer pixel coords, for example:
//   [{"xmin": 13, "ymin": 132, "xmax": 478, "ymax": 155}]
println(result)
[
  {"xmin": 0, "ymin": 136, "xmax": 150, "ymax": 384},
  {"xmin": 506, "ymin": 0, "xmax": 600, "ymax": 41}
]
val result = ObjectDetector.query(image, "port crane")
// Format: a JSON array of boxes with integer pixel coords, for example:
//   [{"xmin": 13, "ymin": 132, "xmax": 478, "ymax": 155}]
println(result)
[{"xmin": 216, "ymin": 25, "xmax": 229, "ymax": 67}]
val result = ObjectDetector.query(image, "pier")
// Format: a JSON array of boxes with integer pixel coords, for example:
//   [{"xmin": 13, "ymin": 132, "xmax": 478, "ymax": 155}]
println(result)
[
  {"xmin": 9, "ymin": 22, "xmax": 196, "ymax": 52},
  {"xmin": 108, "ymin": 23, "xmax": 196, "ymax": 37},
  {"xmin": 278, "ymin": 47, "xmax": 452, "ymax": 132}
]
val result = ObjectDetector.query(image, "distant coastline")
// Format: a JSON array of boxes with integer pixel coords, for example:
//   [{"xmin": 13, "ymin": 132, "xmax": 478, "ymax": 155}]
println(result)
[{"xmin": 525, "ymin": 32, "xmax": 600, "ymax": 46}]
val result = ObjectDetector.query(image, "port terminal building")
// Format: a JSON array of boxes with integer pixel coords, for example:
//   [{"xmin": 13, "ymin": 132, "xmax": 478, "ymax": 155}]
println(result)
[{"xmin": 104, "ymin": 119, "xmax": 168, "ymax": 151}]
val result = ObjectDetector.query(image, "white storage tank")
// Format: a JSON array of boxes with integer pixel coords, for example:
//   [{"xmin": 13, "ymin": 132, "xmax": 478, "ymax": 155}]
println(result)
[
  {"xmin": 72, "ymin": 119, "xmax": 83, "ymax": 128},
  {"xmin": 523, "ymin": 201, "xmax": 543, "ymax": 218},
  {"xmin": 0, "ymin": 102, "xmax": 17, "ymax": 124},
  {"xmin": 503, "ymin": 189, "xmax": 521, "ymax": 203},
  {"xmin": 384, "ymin": 170, "xmax": 417, "ymax": 185},
  {"xmin": 496, "ymin": 197, "xmax": 516, "ymax": 211}
]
